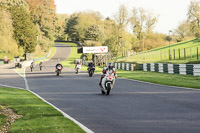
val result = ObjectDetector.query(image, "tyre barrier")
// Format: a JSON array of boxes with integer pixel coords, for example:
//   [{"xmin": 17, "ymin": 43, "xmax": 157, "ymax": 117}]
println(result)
[
  {"xmin": 109, "ymin": 62, "xmax": 200, "ymax": 76},
  {"xmin": 142, "ymin": 63, "xmax": 200, "ymax": 76}
]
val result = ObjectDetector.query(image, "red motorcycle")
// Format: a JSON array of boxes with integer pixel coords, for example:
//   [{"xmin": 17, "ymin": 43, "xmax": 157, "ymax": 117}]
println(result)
[{"xmin": 56, "ymin": 65, "xmax": 62, "ymax": 76}]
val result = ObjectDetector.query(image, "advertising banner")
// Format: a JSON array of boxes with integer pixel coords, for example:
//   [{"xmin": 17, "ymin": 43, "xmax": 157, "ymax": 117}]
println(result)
[{"xmin": 83, "ymin": 46, "xmax": 108, "ymax": 53}]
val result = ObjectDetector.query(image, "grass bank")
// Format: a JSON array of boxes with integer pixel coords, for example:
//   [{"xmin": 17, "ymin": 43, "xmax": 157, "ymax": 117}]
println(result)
[
  {"xmin": 117, "ymin": 70, "xmax": 200, "ymax": 89},
  {"xmin": 34, "ymin": 46, "xmax": 56, "ymax": 64},
  {"xmin": 0, "ymin": 87, "xmax": 85, "ymax": 133},
  {"xmin": 116, "ymin": 38, "xmax": 200, "ymax": 64},
  {"xmin": 61, "ymin": 42, "xmax": 200, "ymax": 89}
]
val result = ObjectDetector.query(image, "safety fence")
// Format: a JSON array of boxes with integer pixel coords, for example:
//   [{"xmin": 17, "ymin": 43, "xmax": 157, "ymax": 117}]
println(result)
[
  {"xmin": 112, "ymin": 62, "xmax": 200, "ymax": 76},
  {"xmin": 129, "ymin": 46, "xmax": 200, "ymax": 62}
]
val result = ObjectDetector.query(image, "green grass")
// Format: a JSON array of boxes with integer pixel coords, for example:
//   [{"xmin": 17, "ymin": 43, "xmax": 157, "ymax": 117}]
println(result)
[
  {"xmin": 0, "ymin": 114, "xmax": 7, "ymax": 127},
  {"xmin": 0, "ymin": 87, "xmax": 85, "ymax": 133},
  {"xmin": 34, "ymin": 47, "xmax": 56, "ymax": 64},
  {"xmin": 116, "ymin": 70, "xmax": 200, "ymax": 89},
  {"xmin": 60, "ymin": 42, "xmax": 200, "ymax": 89},
  {"xmin": 116, "ymin": 38, "xmax": 200, "ymax": 64}
]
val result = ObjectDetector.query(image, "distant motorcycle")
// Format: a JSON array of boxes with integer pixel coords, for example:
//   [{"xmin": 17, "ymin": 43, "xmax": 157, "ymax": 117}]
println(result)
[
  {"xmin": 101, "ymin": 72, "xmax": 116, "ymax": 95},
  {"xmin": 88, "ymin": 66, "xmax": 95, "ymax": 77},
  {"xmin": 56, "ymin": 65, "xmax": 62, "ymax": 76},
  {"xmin": 39, "ymin": 62, "xmax": 43, "ymax": 71},
  {"xmin": 75, "ymin": 64, "xmax": 81, "ymax": 74},
  {"xmin": 30, "ymin": 62, "xmax": 34, "ymax": 72}
]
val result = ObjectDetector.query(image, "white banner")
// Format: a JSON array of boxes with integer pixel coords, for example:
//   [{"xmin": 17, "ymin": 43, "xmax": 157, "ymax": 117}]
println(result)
[{"xmin": 83, "ymin": 46, "xmax": 108, "ymax": 53}]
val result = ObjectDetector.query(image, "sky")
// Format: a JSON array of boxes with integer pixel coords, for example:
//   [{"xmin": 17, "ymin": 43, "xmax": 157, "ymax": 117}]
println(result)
[{"xmin": 54, "ymin": 0, "xmax": 191, "ymax": 34}]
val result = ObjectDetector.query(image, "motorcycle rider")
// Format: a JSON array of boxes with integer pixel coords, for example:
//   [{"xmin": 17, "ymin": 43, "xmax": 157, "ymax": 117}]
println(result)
[
  {"xmin": 75, "ymin": 61, "xmax": 81, "ymax": 68},
  {"xmin": 55, "ymin": 63, "xmax": 63, "ymax": 72},
  {"xmin": 39, "ymin": 62, "xmax": 43, "ymax": 68},
  {"xmin": 99, "ymin": 63, "xmax": 117, "ymax": 87},
  {"xmin": 30, "ymin": 61, "xmax": 35, "ymax": 71},
  {"xmin": 87, "ymin": 61, "xmax": 95, "ymax": 70}
]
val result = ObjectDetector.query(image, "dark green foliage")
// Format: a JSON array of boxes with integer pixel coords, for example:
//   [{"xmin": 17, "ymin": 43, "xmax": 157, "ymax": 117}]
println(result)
[
  {"xmin": 10, "ymin": 6, "xmax": 37, "ymax": 53},
  {"xmin": 85, "ymin": 24, "xmax": 104, "ymax": 41},
  {"xmin": 65, "ymin": 15, "xmax": 79, "ymax": 41}
]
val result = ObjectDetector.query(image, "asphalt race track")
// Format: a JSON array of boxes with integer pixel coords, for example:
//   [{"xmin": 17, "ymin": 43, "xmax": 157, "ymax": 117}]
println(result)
[{"xmin": 1, "ymin": 43, "xmax": 200, "ymax": 133}]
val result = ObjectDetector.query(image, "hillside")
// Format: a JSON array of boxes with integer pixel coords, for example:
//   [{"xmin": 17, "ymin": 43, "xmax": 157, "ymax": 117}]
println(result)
[{"xmin": 116, "ymin": 38, "xmax": 200, "ymax": 64}]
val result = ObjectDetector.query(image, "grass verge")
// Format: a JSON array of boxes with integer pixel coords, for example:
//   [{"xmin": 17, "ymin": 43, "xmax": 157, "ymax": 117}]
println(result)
[
  {"xmin": 0, "ymin": 87, "xmax": 85, "ymax": 133},
  {"xmin": 0, "ymin": 114, "xmax": 7, "ymax": 127},
  {"xmin": 117, "ymin": 70, "xmax": 200, "ymax": 89},
  {"xmin": 60, "ymin": 42, "xmax": 200, "ymax": 89},
  {"xmin": 34, "ymin": 46, "xmax": 56, "ymax": 64}
]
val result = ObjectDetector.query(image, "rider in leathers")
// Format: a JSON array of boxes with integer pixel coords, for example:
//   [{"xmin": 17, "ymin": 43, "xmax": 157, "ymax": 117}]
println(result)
[{"xmin": 99, "ymin": 63, "xmax": 117, "ymax": 87}]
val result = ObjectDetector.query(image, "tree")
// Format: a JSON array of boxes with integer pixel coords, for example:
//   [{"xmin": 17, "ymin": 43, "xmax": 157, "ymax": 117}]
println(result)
[
  {"xmin": 0, "ymin": 6, "xmax": 22, "ymax": 55},
  {"xmin": 113, "ymin": 4, "xmax": 129, "ymax": 44},
  {"xmin": 65, "ymin": 11, "xmax": 104, "ymax": 42},
  {"xmin": 130, "ymin": 7, "xmax": 157, "ymax": 40},
  {"xmin": 25, "ymin": 0, "xmax": 58, "ymax": 51},
  {"xmin": 188, "ymin": 0, "xmax": 200, "ymax": 37},
  {"xmin": 174, "ymin": 20, "xmax": 191, "ymax": 41},
  {"xmin": 103, "ymin": 18, "xmax": 119, "ymax": 56},
  {"xmin": 65, "ymin": 15, "xmax": 79, "ymax": 41},
  {"xmin": 85, "ymin": 24, "xmax": 104, "ymax": 41},
  {"xmin": 10, "ymin": 5, "xmax": 37, "ymax": 53}
]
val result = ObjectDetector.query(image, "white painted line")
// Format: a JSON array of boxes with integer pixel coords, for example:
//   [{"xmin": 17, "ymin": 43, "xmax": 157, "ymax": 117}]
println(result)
[
  {"xmin": 0, "ymin": 83, "xmax": 25, "ymax": 90},
  {"xmin": 13, "ymin": 69, "xmax": 24, "ymax": 77},
  {"xmin": 24, "ymin": 68, "xmax": 29, "ymax": 90}
]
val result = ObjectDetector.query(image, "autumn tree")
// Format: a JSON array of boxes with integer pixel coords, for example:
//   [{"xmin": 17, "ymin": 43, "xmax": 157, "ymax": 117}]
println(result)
[
  {"xmin": 25, "ymin": 0, "xmax": 58, "ymax": 51},
  {"xmin": 0, "ymin": 6, "xmax": 22, "ymax": 55},
  {"xmin": 174, "ymin": 20, "xmax": 192, "ymax": 42}
]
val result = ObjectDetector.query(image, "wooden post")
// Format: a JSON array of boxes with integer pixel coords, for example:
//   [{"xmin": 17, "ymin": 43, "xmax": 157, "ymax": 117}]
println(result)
[
  {"xmin": 184, "ymin": 48, "xmax": 186, "ymax": 60},
  {"xmin": 197, "ymin": 47, "xmax": 199, "ymax": 60},
  {"xmin": 179, "ymin": 49, "xmax": 180, "ymax": 60},
  {"xmin": 174, "ymin": 49, "xmax": 175, "ymax": 60},
  {"xmin": 169, "ymin": 49, "xmax": 171, "ymax": 60}
]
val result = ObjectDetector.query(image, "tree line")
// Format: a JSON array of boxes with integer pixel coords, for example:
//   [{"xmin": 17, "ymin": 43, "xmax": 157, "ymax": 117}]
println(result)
[
  {"xmin": 1, "ymin": 0, "xmax": 199, "ymax": 58},
  {"xmin": 59, "ymin": 1, "xmax": 200, "ymax": 57}
]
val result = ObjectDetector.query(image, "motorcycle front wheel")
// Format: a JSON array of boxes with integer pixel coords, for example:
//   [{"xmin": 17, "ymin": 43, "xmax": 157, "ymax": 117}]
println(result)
[
  {"xmin": 56, "ymin": 71, "xmax": 59, "ymax": 76},
  {"xmin": 106, "ymin": 83, "xmax": 111, "ymax": 95}
]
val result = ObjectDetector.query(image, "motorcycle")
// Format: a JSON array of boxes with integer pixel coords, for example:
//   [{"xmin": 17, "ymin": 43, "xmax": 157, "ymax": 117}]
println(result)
[
  {"xmin": 39, "ymin": 62, "xmax": 43, "ymax": 71},
  {"xmin": 101, "ymin": 72, "xmax": 116, "ymax": 95},
  {"xmin": 88, "ymin": 66, "xmax": 95, "ymax": 77},
  {"xmin": 56, "ymin": 65, "xmax": 62, "ymax": 76},
  {"xmin": 75, "ymin": 64, "xmax": 81, "ymax": 74},
  {"xmin": 30, "ymin": 62, "xmax": 34, "ymax": 72}
]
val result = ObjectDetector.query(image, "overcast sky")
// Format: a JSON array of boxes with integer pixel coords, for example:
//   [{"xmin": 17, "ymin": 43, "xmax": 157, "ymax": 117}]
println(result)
[{"xmin": 54, "ymin": 0, "xmax": 191, "ymax": 34}]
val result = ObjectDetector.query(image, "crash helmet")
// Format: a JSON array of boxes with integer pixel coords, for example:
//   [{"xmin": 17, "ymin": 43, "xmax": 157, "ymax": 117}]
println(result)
[{"xmin": 108, "ymin": 63, "xmax": 114, "ymax": 70}]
